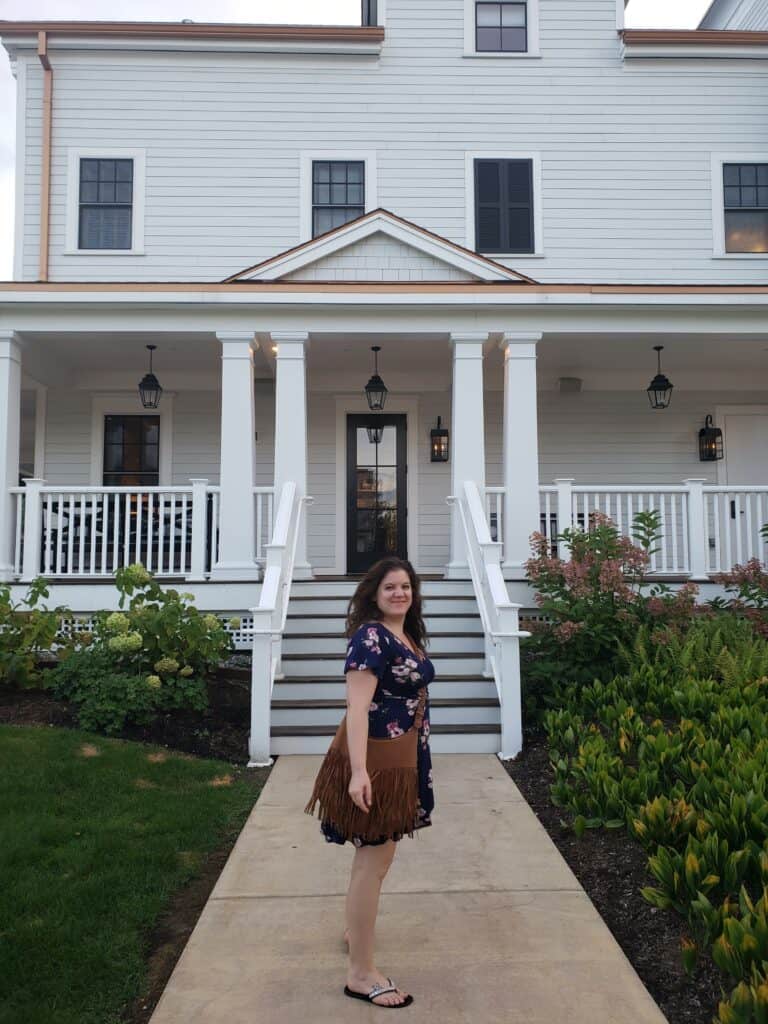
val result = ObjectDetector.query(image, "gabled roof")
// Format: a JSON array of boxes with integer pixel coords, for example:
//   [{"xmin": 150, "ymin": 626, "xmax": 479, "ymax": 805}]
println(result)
[{"xmin": 223, "ymin": 210, "xmax": 538, "ymax": 285}]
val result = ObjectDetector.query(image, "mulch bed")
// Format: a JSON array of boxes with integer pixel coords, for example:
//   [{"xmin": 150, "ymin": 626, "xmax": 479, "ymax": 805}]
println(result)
[
  {"xmin": 1, "ymin": 683, "xmax": 731, "ymax": 1024},
  {"xmin": 504, "ymin": 724, "xmax": 729, "ymax": 1024}
]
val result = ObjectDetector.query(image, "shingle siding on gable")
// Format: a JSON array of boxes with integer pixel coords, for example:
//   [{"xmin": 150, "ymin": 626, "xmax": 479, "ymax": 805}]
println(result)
[
  {"xmin": 281, "ymin": 233, "xmax": 478, "ymax": 282},
  {"xmin": 15, "ymin": 0, "xmax": 768, "ymax": 285}
]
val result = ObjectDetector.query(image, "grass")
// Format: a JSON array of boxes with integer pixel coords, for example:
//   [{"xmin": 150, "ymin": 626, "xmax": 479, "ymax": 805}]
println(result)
[{"xmin": 0, "ymin": 724, "xmax": 268, "ymax": 1024}]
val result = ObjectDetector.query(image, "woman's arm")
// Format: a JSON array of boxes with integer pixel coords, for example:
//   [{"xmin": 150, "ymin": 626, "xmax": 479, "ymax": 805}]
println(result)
[{"xmin": 345, "ymin": 668, "xmax": 377, "ymax": 811}]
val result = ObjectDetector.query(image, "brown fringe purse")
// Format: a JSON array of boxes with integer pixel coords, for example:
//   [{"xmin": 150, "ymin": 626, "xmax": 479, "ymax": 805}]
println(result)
[{"xmin": 304, "ymin": 687, "xmax": 428, "ymax": 843}]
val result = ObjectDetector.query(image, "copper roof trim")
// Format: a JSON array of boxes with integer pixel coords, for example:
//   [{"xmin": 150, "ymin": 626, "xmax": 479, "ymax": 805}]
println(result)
[
  {"xmin": 0, "ymin": 21, "xmax": 384, "ymax": 42},
  {"xmin": 621, "ymin": 29, "xmax": 768, "ymax": 44}
]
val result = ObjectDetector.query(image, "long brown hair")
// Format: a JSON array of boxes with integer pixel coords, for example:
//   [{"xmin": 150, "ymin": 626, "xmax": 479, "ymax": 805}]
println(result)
[{"xmin": 345, "ymin": 557, "xmax": 428, "ymax": 651}]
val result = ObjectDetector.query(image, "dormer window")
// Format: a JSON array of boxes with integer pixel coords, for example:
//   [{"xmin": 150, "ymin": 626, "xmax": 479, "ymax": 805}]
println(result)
[
  {"xmin": 464, "ymin": 0, "xmax": 539, "ymax": 57},
  {"xmin": 476, "ymin": 2, "xmax": 527, "ymax": 52}
]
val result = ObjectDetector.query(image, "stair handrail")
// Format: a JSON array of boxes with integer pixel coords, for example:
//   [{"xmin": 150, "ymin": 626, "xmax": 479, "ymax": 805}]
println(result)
[
  {"xmin": 447, "ymin": 480, "xmax": 530, "ymax": 760},
  {"xmin": 248, "ymin": 480, "xmax": 313, "ymax": 767}
]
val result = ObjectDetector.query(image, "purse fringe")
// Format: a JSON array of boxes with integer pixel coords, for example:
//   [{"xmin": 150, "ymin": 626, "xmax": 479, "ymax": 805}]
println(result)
[{"xmin": 304, "ymin": 746, "xmax": 419, "ymax": 842}]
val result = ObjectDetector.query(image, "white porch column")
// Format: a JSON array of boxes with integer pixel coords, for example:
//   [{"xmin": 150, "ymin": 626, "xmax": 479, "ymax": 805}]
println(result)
[
  {"xmin": 212, "ymin": 331, "xmax": 258, "ymax": 579},
  {"xmin": 33, "ymin": 385, "xmax": 47, "ymax": 479},
  {"xmin": 0, "ymin": 331, "xmax": 22, "ymax": 582},
  {"xmin": 271, "ymin": 332, "xmax": 312, "ymax": 579},
  {"xmin": 447, "ymin": 333, "xmax": 487, "ymax": 579},
  {"xmin": 501, "ymin": 333, "xmax": 542, "ymax": 578}
]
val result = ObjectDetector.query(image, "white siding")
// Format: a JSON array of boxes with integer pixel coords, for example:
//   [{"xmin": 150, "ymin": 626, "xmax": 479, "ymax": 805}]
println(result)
[
  {"xmin": 16, "ymin": 0, "xmax": 768, "ymax": 285},
  {"xmin": 43, "ymin": 391, "xmax": 91, "ymax": 484},
  {"xmin": 172, "ymin": 391, "xmax": 220, "ymax": 485},
  {"xmin": 283, "ymin": 233, "xmax": 477, "ymax": 282}
]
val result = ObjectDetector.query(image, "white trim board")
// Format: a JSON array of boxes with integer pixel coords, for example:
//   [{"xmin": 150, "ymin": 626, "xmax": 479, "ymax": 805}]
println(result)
[
  {"xmin": 333, "ymin": 395, "xmax": 420, "ymax": 575},
  {"xmin": 299, "ymin": 151, "xmax": 378, "ymax": 246},
  {"xmin": 89, "ymin": 392, "xmax": 174, "ymax": 486},
  {"xmin": 65, "ymin": 148, "xmax": 147, "ymax": 256},
  {"xmin": 464, "ymin": 151, "xmax": 545, "ymax": 257},
  {"xmin": 710, "ymin": 153, "xmax": 768, "ymax": 260},
  {"xmin": 12, "ymin": 57, "xmax": 27, "ymax": 280}
]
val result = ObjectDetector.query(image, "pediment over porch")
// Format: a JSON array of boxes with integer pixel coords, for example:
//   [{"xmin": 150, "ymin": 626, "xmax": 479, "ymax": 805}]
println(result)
[{"xmin": 223, "ymin": 209, "xmax": 536, "ymax": 284}]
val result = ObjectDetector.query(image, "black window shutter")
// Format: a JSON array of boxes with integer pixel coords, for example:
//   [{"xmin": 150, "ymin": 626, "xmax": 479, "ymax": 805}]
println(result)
[{"xmin": 475, "ymin": 158, "xmax": 534, "ymax": 253}]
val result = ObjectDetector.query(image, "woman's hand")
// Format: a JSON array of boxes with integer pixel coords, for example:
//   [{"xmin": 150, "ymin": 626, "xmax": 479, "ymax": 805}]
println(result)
[{"xmin": 349, "ymin": 769, "xmax": 372, "ymax": 813}]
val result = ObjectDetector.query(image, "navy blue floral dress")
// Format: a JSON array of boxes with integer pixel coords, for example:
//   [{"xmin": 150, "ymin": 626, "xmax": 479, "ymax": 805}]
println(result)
[{"xmin": 321, "ymin": 621, "xmax": 435, "ymax": 848}]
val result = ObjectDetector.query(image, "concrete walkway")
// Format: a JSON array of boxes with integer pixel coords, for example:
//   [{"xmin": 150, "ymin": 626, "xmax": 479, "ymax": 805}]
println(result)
[{"xmin": 149, "ymin": 755, "xmax": 668, "ymax": 1024}]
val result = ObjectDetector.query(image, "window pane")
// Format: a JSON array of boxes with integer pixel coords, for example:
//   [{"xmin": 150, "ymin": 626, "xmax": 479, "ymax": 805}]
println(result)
[
  {"xmin": 80, "ymin": 181, "xmax": 98, "ymax": 203},
  {"xmin": 143, "ymin": 446, "xmax": 159, "ymax": 473},
  {"xmin": 313, "ymin": 162, "xmax": 330, "ymax": 184},
  {"xmin": 99, "ymin": 160, "xmax": 116, "ymax": 182},
  {"xmin": 331, "ymin": 183, "xmax": 348, "ymax": 204},
  {"xmin": 143, "ymin": 421, "xmax": 159, "ymax": 445},
  {"xmin": 725, "ymin": 210, "xmax": 768, "ymax": 253},
  {"xmin": 115, "ymin": 182, "xmax": 133, "ymax": 204},
  {"xmin": 507, "ymin": 207, "xmax": 533, "ymax": 251},
  {"xmin": 742, "ymin": 186, "xmax": 758, "ymax": 207},
  {"xmin": 347, "ymin": 183, "xmax": 363, "ymax": 204},
  {"xmin": 314, "ymin": 183, "xmax": 330, "ymax": 205},
  {"xmin": 331, "ymin": 162, "xmax": 347, "ymax": 183},
  {"xmin": 81, "ymin": 159, "xmax": 99, "ymax": 182},
  {"xmin": 476, "ymin": 26, "xmax": 502, "ymax": 50},
  {"xmin": 347, "ymin": 163, "xmax": 363, "ymax": 184},
  {"xmin": 98, "ymin": 182, "xmax": 116, "ymax": 203},
  {"xmin": 741, "ymin": 165, "xmax": 757, "ymax": 187},
  {"xmin": 507, "ymin": 162, "xmax": 531, "ymax": 203},
  {"xmin": 103, "ymin": 444, "xmax": 123, "ymax": 473},
  {"xmin": 115, "ymin": 160, "xmax": 133, "ymax": 182},
  {"xmin": 476, "ymin": 3, "xmax": 501, "ymax": 26},
  {"xmin": 501, "ymin": 27, "xmax": 526, "ymax": 50},
  {"xmin": 758, "ymin": 187, "xmax": 768, "ymax": 207},
  {"xmin": 79, "ymin": 206, "xmax": 132, "ymax": 249},
  {"xmin": 723, "ymin": 165, "xmax": 741, "ymax": 188},
  {"xmin": 501, "ymin": 3, "xmax": 526, "ymax": 26},
  {"xmin": 313, "ymin": 209, "xmax": 334, "ymax": 235},
  {"xmin": 758, "ymin": 166, "xmax": 768, "ymax": 187},
  {"xmin": 104, "ymin": 417, "xmax": 124, "ymax": 444},
  {"xmin": 724, "ymin": 186, "xmax": 741, "ymax": 208}
]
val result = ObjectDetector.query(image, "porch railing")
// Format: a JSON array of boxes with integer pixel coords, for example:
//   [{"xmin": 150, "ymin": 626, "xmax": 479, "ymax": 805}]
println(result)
[
  {"xmin": 9, "ymin": 479, "xmax": 276, "ymax": 581},
  {"xmin": 449, "ymin": 481, "xmax": 530, "ymax": 761}
]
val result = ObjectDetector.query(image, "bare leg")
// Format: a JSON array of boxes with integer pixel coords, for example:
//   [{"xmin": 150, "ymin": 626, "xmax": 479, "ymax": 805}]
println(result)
[{"xmin": 345, "ymin": 840, "xmax": 409, "ymax": 1007}]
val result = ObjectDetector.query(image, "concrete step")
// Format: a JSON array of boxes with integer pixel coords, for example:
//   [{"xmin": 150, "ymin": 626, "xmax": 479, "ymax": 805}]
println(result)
[
  {"xmin": 282, "ymin": 632, "xmax": 485, "ymax": 656},
  {"xmin": 270, "ymin": 722, "xmax": 501, "ymax": 755},
  {"xmin": 270, "ymin": 698, "xmax": 500, "ymax": 728},
  {"xmin": 280, "ymin": 651, "xmax": 486, "ymax": 678},
  {"xmin": 272, "ymin": 676, "xmax": 497, "ymax": 701},
  {"xmin": 283, "ymin": 612, "xmax": 481, "ymax": 634},
  {"xmin": 286, "ymin": 595, "xmax": 480, "ymax": 616},
  {"xmin": 289, "ymin": 578, "xmax": 475, "ymax": 598}
]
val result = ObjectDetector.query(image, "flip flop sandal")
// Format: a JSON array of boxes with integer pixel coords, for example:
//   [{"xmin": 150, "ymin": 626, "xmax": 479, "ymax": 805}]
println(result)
[{"xmin": 344, "ymin": 977, "xmax": 414, "ymax": 1008}]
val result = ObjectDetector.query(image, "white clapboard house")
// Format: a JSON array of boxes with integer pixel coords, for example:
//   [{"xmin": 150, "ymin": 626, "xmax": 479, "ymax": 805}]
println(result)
[{"xmin": 0, "ymin": 0, "xmax": 767, "ymax": 763}]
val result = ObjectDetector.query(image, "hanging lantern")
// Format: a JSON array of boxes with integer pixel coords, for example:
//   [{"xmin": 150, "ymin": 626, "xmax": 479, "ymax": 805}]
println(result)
[
  {"xmin": 646, "ymin": 345, "xmax": 673, "ymax": 409},
  {"xmin": 364, "ymin": 345, "xmax": 388, "ymax": 411},
  {"xmin": 430, "ymin": 416, "xmax": 450, "ymax": 462},
  {"xmin": 138, "ymin": 344, "xmax": 163, "ymax": 409},
  {"xmin": 366, "ymin": 424, "xmax": 384, "ymax": 445},
  {"xmin": 699, "ymin": 414, "xmax": 724, "ymax": 461}
]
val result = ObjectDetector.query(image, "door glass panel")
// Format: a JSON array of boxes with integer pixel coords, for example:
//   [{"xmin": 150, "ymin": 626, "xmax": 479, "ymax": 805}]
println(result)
[{"xmin": 352, "ymin": 424, "xmax": 401, "ymax": 565}]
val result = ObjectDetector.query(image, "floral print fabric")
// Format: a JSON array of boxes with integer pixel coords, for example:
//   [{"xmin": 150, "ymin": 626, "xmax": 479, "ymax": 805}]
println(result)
[{"xmin": 321, "ymin": 622, "xmax": 435, "ymax": 848}]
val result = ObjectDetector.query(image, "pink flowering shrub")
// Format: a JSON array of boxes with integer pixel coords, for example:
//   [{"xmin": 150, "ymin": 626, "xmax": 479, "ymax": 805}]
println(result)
[
  {"xmin": 711, "ymin": 527, "xmax": 768, "ymax": 637},
  {"xmin": 522, "ymin": 509, "xmax": 705, "ymax": 714}
]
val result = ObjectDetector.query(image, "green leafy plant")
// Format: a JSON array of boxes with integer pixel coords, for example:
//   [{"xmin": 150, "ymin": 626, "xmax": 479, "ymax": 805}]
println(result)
[
  {"xmin": 711, "ymin": 526, "xmax": 768, "ymax": 639},
  {"xmin": 0, "ymin": 579, "xmax": 69, "ymax": 689}
]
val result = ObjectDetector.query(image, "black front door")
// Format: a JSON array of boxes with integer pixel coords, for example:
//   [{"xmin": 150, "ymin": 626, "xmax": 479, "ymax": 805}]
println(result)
[{"xmin": 346, "ymin": 414, "xmax": 407, "ymax": 574}]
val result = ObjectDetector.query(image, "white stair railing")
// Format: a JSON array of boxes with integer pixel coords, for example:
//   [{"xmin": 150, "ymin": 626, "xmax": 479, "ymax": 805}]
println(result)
[
  {"xmin": 248, "ymin": 481, "xmax": 312, "ymax": 767},
  {"xmin": 447, "ymin": 481, "xmax": 530, "ymax": 760}
]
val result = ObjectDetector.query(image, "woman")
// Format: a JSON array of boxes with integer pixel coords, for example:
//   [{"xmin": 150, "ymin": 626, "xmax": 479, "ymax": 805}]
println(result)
[{"xmin": 322, "ymin": 556, "xmax": 435, "ymax": 1009}]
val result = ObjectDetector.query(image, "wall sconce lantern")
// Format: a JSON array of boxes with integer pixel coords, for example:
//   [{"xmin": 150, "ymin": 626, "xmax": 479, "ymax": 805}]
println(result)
[
  {"xmin": 138, "ymin": 344, "xmax": 163, "ymax": 409},
  {"xmin": 364, "ymin": 345, "xmax": 388, "ymax": 411},
  {"xmin": 430, "ymin": 416, "xmax": 450, "ymax": 462},
  {"xmin": 366, "ymin": 424, "xmax": 385, "ymax": 445},
  {"xmin": 699, "ymin": 414, "xmax": 724, "ymax": 461},
  {"xmin": 646, "ymin": 345, "xmax": 673, "ymax": 409}
]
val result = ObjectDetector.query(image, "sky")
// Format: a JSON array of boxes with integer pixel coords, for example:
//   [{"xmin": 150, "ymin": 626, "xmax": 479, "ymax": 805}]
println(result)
[{"xmin": 0, "ymin": 0, "xmax": 713, "ymax": 279}]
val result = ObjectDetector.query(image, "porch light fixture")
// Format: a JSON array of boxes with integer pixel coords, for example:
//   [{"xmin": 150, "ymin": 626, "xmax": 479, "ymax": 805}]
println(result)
[
  {"xmin": 138, "ymin": 344, "xmax": 163, "ymax": 409},
  {"xmin": 430, "ymin": 416, "xmax": 450, "ymax": 462},
  {"xmin": 364, "ymin": 345, "xmax": 388, "ymax": 411},
  {"xmin": 646, "ymin": 345, "xmax": 673, "ymax": 409},
  {"xmin": 699, "ymin": 414, "xmax": 724, "ymax": 462}
]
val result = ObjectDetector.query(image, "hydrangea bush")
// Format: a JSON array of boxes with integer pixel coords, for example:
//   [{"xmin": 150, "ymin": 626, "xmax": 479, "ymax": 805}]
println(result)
[
  {"xmin": 0, "ymin": 579, "xmax": 69, "ymax": 689},
  {"xmin": 48, "ymin": 564, "xmax": 238, "ymax": 733}
]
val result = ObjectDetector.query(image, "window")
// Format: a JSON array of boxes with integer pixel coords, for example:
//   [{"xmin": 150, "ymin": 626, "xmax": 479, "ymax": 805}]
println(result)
[
  {"xmin": 66, "ymin": 148, "xmax": 146, "ymax": 254},
  {"xmin": 476, "ymin": 2, "xmax": 527, "ymax": 52},
  {"xmin": 723, "ymin": 163, "xmax": 768, "ymax": 254},
  {"xmin": 103, "ymin": 415, "xmax": 160, "ymax": 487},
  {"xmin": 312, "ymin": 161, "xmax": 365, "ymax": 237},
  {"xmin": 464, "ymin": 0, "xmax": 538, "ymax": 56},
  {"xmin": 79, "ymin": 159, "xmax": 133, "ymax": 250},
  {"xmin": 474, "ymin": 159, "xmax": 534, "ymax": 253}
]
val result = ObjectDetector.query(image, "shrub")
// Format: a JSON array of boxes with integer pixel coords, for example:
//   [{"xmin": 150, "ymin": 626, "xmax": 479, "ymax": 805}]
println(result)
[
  {"xmin": 47, "ymin": 564, "xmax": 234, "ymax": 733},
  {"xmin": 0, "ymin": 579, "xmax": 69, "ymax": 689},
  {"xmin": 711, "ymin": 526, "xmax": 768, "ymax": 639}
]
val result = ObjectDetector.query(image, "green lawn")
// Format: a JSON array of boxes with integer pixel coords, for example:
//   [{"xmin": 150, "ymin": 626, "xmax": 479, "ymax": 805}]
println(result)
[{"xmin": 0, "ymin": 724, "xmax": 268, "ymax": 1024}]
